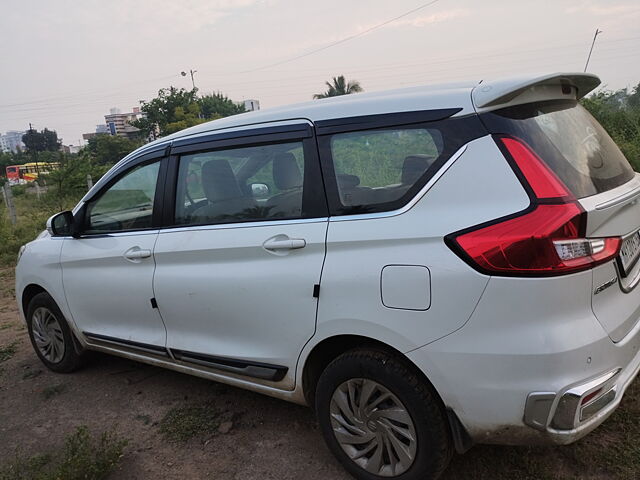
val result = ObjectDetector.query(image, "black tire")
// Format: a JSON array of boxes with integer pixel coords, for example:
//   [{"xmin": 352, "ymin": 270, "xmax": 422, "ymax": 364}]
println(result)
[
  {"xmin": 26, "ymin": 292, "xmax": 85, "ymax": 373},
  {"xmin": 315, "ymin": 349, "xmax": 452, "ymax": 480}
]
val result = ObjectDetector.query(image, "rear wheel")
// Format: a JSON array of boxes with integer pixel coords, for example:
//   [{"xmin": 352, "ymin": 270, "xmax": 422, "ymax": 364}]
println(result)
[
  {"xmin": 26, "ymin": 292, "xmax": 85, "ymax": 373},
  {"xmin": 315, "ymin": 349, "xmax": 452, "ymax": 480}
]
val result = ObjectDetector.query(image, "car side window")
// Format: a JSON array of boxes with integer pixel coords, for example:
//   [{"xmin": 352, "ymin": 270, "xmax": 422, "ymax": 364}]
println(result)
[
  {"xmin": 329, "ymin": 128, "xmax": 443, "ymax": 207},
  {"xmin": 174, "ymin": 141, "xmax": 307, "ymax": 226},
  {"xmin": 85, "ymin": 161, "xmax": 161, "ymax": 233}
]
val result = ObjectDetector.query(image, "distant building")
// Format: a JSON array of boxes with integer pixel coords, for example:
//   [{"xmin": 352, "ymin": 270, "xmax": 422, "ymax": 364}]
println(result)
[
  {"xmin": 0, "ymin": 130, "xmax": 26, "ymax": 153},
  {"xmin": 82, "ymin": 124, "xmax": 111, "ymax": 141},
  {"xmin": 244, "ymin": 99, "xmax": 260, "ymax": 112},
  {"xmin": 104, "ymin": 107, "xmax": 143, "ymax": 140}
]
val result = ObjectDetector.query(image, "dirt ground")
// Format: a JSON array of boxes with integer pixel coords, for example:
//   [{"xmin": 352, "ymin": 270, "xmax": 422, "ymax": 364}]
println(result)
[{"xmin": 0, "ymin": 266, "xmax": 638, "ymax": 480}]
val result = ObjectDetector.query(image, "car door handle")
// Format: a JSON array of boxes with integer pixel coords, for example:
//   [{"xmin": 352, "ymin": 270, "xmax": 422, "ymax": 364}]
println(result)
[
  {"xmin": 123, "ymin": 248, "xmax": 152, "ymax": 261},
  {"xmin": 263, "ymin": 237, "xmax": 306, "ymax": 251}
]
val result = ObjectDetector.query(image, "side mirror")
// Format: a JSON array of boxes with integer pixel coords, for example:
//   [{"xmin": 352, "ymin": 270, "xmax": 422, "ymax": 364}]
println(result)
[
  {"xmin": 251, "ymin": 183, "xmax": 269, "ymax": 198},
  {"xmin": 46, "ymin": 211, "xmax": 78, "ymax": 237}
]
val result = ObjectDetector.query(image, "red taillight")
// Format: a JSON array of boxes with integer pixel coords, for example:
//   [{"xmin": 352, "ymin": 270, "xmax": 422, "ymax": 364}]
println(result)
[
  {"xmin": 447, "ymin": 137, "xmax": 622, "ymax": 276},
  {"xmin": 501, "ymin": 137, "xmax": 572, "ymax": 201}
]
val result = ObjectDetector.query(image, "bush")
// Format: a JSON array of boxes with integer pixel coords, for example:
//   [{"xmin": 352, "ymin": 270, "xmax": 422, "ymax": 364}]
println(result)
[{"xmin": 0, "ymin": 426, "xmax": 128, "ymax": 480}]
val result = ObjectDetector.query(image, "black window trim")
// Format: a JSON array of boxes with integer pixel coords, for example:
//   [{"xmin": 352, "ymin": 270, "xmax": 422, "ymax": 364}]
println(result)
[
  {"xmin": 170, "ymin": 122, "xmax": 313, "ymax": 155},
  {"xmin": 316, "ymin": 112, "xmax": 486, "ymax": 217},
  {"xmin": 162, "ymin": 126, "xmax": 328, "ymax": 229},
  {"xmin": 315, "ymin": 108, "xmax": 462, "ymax": 136},
  {"xmin": 75, "ymin": 152, "xmax": 169, "ymax": 237}
]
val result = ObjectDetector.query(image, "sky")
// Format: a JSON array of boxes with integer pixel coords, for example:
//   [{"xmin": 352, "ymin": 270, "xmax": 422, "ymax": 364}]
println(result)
[{"xmin": 1, "ymin": 0, "xmax": 639, "ymax": 146}]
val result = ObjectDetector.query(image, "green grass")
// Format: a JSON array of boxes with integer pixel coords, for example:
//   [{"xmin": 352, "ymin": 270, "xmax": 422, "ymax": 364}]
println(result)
[
  {"xmin": 0, "ymin": 426, "xmax": 127, "ymax": 480},
  {"xmin": 160, "ymin": 403, "xmax": 221, "ymax": 442},
  {"xmin": 22, "ymin": 369, "xmax": 42, "ymax": 380},
  {"xmin": 134, "ymin": 414, "xmax": 152, "ymax": 425},
  {"xmin": 42, "ymin": 383, "xmax": 67, "ymax": 400},
  {"xmin": 0, "ymin": 341, "xmax": 18, "ymax": 363}
]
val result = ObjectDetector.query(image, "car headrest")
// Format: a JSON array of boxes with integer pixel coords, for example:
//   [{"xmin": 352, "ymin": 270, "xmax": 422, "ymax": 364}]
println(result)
[
  {"xmin": 273, "ymin": 152, "xmax": 302, "ymax": 190},
  {"xmin": 402, "ymin": 155, "xmax": 434, "ymax": 185},
  {"xmin": 336, "ymin": 174, "xmax": 360, "ymax": 189},
  {"xmin": 201, "ymin": 159, "xmax": 243, "ymax": 202}
]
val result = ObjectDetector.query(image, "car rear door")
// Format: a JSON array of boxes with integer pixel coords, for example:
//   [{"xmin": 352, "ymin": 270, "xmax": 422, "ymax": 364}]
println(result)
[
  {"xmin": 152, "ymin": 122, "xmax": 328, "ymax": 388},
  {"xmin": 60, "ymin": 150, "xmax": 169, "ymax": 352}
]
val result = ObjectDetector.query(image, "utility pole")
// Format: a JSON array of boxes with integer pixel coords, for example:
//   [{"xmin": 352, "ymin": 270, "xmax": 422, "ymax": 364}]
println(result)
[
  {"xmin": 181, "ymin": 69, "xmax": 198, "ymax": 90},
  {"xmin": 28, "ymin": 123, "xmax": 40, "ymax": 177},
  {"xmin": 584, "ymin": 28, "xmax": 603, "ymax": 72}
]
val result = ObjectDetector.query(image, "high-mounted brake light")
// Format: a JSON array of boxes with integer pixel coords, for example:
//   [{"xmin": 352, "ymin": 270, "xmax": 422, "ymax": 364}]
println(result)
[{"xmin": 446, "ymin": 137, "xmax": 622, "ymax": 276}]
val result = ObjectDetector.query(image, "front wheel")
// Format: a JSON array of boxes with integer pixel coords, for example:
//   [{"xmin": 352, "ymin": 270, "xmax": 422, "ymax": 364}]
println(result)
[
  {"xmin": 26, "ymin": 292, "xmax": 85, "ymax": 373},
  {"xmin": 315, "ymin": 349, "xmax": 452, "ymax": 480}
]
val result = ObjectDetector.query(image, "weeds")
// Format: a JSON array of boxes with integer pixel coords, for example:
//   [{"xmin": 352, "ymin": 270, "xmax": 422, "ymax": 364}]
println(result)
[
  {"xmin": 42, "ymin": 383, "xmax": 67, "ymax": 400},
  {"xmin": 135, "ymin": 414, "xmax": 152, "ymax": 425},
  {"xmin": 0, "ymin": 425, "xmax": 127, "ymax": 480},
  {"xmin": 0, "ymin": 341, "xmax": 18, "ymax": 363},
  {"xmin": 22, "ymin": 369, "xmax": 43, "ymax": 380},
  {"xmin": 160, "ymin": 403, "xmax": 221, "ymax": 442}
]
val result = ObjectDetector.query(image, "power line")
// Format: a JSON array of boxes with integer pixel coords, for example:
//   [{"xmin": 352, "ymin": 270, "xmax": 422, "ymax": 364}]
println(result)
[
  {"xmin": 240, "ymin": 0, "xmax": 442, "ymax": 73},
  {"xmin": 1, "ymin": 35, "xmax": 638, "ymax": 112}
]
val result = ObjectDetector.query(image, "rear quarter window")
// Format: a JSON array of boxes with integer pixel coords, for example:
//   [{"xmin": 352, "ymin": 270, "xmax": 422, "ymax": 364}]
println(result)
[
  {"xmin": 319, "ymin": 115, "xmax": 485, "ymax": 215},
  {"xmin": 481, "ymin": 101, "xmax": 635, "ymax": 199}
]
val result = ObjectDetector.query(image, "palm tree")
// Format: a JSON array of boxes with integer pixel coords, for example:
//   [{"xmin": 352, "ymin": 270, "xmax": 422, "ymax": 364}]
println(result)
[{"xmin": 313, "ymin": 76, "xmax": 363, "ymax": 99}]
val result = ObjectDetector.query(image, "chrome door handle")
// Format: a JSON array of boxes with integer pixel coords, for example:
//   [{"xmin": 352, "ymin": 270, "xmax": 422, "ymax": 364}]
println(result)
[
  {"xmin": 124, "ymin": 248, "xmax": 152, "ymax": 261},
  {"xmin": 263, "ymin": 237, "xmax": 306, "ymax": 251}
]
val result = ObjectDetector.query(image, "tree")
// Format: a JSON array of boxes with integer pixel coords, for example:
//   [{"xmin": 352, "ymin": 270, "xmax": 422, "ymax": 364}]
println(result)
[
  {"xmin": 199, "ymin": 92, "xmax": 245, "ymax": 119},
  {"xmin": 132, "ymin": 87, "xmax": 244, "ymax": 139},
  {"xmin": 85, "ymin": 135, "xmax": 141, "ymax": 166},
  {"xmin": 313, "ymin": 76, "xmax": 363, "ymax": 99},
  {"xmin": 22, "ymin": 128, "xmax": 61, "ymax": 152},
  {"xmin": 131, "ymin": 87, "xmax": 202, "ymax": 140}
]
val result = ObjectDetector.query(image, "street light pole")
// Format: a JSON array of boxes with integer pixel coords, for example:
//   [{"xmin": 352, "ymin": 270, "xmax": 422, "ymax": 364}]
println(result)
[
  {"xmin": 181, "ymin": 69, "xmax": 198, "ymax": 90},
  {"xmin": 584, "ymin": 28, "xmax": 603, "ymax": 72}
]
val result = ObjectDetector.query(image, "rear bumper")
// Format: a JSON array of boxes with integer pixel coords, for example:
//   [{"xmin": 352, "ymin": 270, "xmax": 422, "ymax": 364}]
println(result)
[
  {"xmin": 524, "ymin": 338, "xmax": 640, "ymax": 445},
  {"xmin": 406, "ymin": 271, "xmax": 640, "ymax": 446}
]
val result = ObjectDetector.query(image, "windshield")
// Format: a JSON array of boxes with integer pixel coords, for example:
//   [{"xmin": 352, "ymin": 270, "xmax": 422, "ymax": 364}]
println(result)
[{"xmin": 481, "ymin": 101, "xmax": 635, "ymax": 198}]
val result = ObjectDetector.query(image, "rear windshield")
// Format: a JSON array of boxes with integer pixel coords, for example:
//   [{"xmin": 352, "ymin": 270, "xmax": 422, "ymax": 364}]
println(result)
[{"xmin": 481, "ymin": 101, "xmax": 635, "ymax": 198}]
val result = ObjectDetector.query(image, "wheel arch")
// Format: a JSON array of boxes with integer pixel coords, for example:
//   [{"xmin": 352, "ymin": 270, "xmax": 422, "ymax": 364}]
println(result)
[
  {"xmin": 301, "ymin": 334, "xmax": 441, "ymax": 409},
  {"xmin": 21, "ymin": 283, "xmax": 48, "ymax": 318}
]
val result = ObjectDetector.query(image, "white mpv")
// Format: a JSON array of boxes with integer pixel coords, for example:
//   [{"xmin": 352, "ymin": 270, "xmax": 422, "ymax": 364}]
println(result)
[{"xmin": 16, "ymin": 73, "xmax": 640, "ymax": 480}]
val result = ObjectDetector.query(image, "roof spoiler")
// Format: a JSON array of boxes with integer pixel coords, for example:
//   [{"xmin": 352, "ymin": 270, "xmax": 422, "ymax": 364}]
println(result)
[{"xmin": 472, "ymin": 72, "xmax": 601, "ymax": 110}]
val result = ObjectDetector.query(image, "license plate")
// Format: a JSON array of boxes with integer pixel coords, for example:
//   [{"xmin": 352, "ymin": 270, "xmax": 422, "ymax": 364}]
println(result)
[{"xmin": 619, "ymin": 230, "xmax": 640, "ymax": 276}]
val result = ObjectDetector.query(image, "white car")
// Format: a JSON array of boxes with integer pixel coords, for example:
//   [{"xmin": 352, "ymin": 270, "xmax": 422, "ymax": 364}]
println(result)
[{"xmin": 16, "ymin": 72, "xmax": 640, "ymax": 480}]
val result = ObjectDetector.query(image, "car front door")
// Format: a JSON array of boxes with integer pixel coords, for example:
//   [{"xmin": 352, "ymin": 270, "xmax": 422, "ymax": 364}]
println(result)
[
  {"xmin": 60, "ymin": 153, "xmax": 168, "ymax": 352},
  {"xmin": 152, "ymin": 123, "xmax": 328, "ymax": 388}
]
